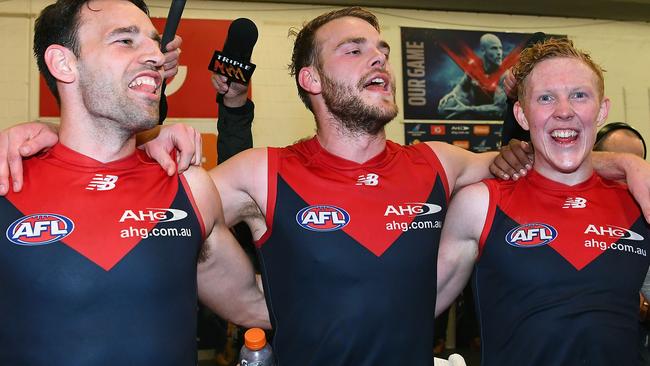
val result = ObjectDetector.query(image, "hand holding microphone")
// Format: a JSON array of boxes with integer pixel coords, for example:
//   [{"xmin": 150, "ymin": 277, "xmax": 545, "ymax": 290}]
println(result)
[
  {"xmin": 208, "ymin": 18, "xmax": 259, "ymax": 85},
  {"xmin": 211, "ymin": 74, "xmax": 249, "ymax": 107}
]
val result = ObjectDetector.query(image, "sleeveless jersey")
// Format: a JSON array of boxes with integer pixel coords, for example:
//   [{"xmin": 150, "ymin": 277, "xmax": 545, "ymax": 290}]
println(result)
[
  {"xmin": 475, "ymin": 170, "xmax": 650, "ymax": 366},
  {"xmin": 0, "ymin": 144, "xmax": 205, "ymax": 366},
  {"xmin": 258, "ymin": 137, "xmax": 449, "ymax": 365}
]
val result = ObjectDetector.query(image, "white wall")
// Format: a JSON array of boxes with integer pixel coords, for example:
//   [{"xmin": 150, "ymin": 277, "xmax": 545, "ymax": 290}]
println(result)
[{"xmin": 1, "ymin": 0, "xmax": 648, "ymax": 147}]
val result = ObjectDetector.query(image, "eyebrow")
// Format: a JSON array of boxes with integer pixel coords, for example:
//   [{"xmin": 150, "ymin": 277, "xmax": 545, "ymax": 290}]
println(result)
[
  {"xmin": 108, "ymin": 26, "xmax": 162, "ymax": 44},
  {"xmin": 335, "ymin": 37, "xmax": 391, "ymax": 53}
]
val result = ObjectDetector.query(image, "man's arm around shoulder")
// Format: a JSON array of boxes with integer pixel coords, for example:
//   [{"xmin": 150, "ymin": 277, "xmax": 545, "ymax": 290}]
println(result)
[
  {"xmin": 425, "ymin": 141, "xmax": 501, "ymax": 194},
  {"xmin": 209, "ymin": 147, "xmax": 268, "ymax": 229},
  {"xmin": 436, "ymin": 181, "xmax": 487, "ymax": 316},
  {"xmin": 183, "ymin": 166, "xmax": 270, "ymax": 329}
]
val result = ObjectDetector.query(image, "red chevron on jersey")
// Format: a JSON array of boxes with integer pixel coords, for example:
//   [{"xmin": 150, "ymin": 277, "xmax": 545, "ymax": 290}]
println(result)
[
  {"xmin": 266, "ymin": 137, "xmax": 448, "ymax": 257},
  {"xmin": 482, "ymin": 170, "xmax": 642, "ymax": 270},
  {"xmin": 5, "ymin": 144, "xmax": 180, "ymax": 270}
]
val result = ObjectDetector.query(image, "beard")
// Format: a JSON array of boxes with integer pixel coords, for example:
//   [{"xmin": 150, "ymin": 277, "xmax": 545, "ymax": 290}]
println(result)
[
  {"xmin": 78, "ymin": 63, "xmax": 159, "ymax": 137},
  {"xmin": 320, "ymin": 70, "xmax": 398, "ymax": 136}
]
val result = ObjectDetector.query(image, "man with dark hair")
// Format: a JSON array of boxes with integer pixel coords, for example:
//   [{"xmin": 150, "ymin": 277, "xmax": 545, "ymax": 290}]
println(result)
[
  {"xmin": 0, "ymin": 1, "xmax": 268, "ymax": 364},
  {"xmin": 437, "ymin": 38, "xmax": 650, "ymax": 366},
  {"xmin": 33, "ymin": 0, "xmax": 149, "ymax": 104}
]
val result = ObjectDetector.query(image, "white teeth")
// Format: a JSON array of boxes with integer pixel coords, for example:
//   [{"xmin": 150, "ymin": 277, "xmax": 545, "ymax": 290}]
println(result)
[
  {"xmin": 128, "ymin": 76, "xmax": 156, "ymax": 88},
  {"xmin": 371, "ymin": 77, "xmax": 385, "ymax": 85},
  {"xmin": 551, "ymin": 130, "xmax": 577, "ymax": 138}
]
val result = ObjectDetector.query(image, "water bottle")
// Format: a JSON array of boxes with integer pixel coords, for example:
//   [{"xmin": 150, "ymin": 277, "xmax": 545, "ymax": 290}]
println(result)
[{"xmin": 238, "ymin": 328, "xmax": 275, "ymax": 366}]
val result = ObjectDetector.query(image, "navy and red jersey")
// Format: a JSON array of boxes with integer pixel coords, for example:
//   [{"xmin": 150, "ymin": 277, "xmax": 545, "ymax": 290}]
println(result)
[
  {"xmin": 258, "ymin": 137, "xmax": 448, "ymax": 365},
  {"xmin": 0, "ymin": 144, "xmax": 205, "ymax": 365},
  {"xmin": 475, "ymin": 169, "xmax": 650, "ymax": 366}
]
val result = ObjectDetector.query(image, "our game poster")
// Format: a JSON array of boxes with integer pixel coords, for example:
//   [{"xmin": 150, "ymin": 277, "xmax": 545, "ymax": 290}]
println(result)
[
  {"xmin": 404, "ymin": 122, "xmax": 502, "ymax": 153},
  {"xmin": 400, "ymin": 28, "xmax": 545, "ymax": 151}
]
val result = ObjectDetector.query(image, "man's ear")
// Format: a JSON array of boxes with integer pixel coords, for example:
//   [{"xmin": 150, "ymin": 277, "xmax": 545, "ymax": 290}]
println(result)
[
  {"xmin": 44, "ymin": 45, "xmax": 76, "ymax": 84},
  {"xmin": 596, "ymin": 97, "xmax": 611, "ymax": 128},
  {"xmin": 513, "ymin": 100, "xmax": 530, "ymax": 131},
  {"xmin": 298, "ymin": 66, "xmax": 321, "ymax": 95}
]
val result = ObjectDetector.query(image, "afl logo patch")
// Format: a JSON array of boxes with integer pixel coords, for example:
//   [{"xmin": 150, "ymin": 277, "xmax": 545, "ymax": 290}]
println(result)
[
  {"xmin": 296, "ymin": 205, "xmax": 350, "ymax": 232},
  {"xmin": 6, "ymin": 213, "xmax": 74, "ymax": 246},
  {"xmin": 505, "ymin": 223, "xmax": 557, "ymax": 248}
]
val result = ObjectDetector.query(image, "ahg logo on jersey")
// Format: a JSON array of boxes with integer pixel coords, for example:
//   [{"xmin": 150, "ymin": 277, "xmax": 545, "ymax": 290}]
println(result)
[
  {"xmin": 584, "ymin": 224, "xmax": 644, "ymax": 241},
  {"xmin": 505, "ymin": 223, "xmax": 557, "ymax": 248},
  {"xmin": 384, "ymin": 203, "xmax": 442, "ymax": 217},
  {"xmin": 384, "ymin": 202, "xmax": 443, "ymax": 232},
  {"xmin": 86, "ymin": 174, "xmax": 118, "ymax": 191},
  {"xmin": 119, "ymin": 208, "xmax": 188, "ymax": 223},
  {"xmin": 6, "ymin": 213, "xmax": 74, "ymax": 246},
  {"xmin": 296, "ymin": 205, "xmax": 350, "ymax": 232}
]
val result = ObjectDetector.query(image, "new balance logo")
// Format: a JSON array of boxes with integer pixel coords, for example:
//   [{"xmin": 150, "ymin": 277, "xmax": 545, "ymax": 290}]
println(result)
[
  {"xmin": 356, "ymin": 173, "xmax": 379, "ymax": 186},
  {"xmin": 563, "ymin": 197, "xmax": 587, "ymax": 209},
  {"xmin": 86, "ymin": 174, "xmax": 118, "ymax": 191}
]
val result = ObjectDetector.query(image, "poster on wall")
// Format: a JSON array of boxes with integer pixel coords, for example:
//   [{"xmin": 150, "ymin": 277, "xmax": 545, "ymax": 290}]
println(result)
[
  {"xmin": 404, "ymin": 122, "xmax": 502, "ymax": 153},
  {"xmin": 39, "ymin": 18, "xmax": 238, "ymax": 119},
  {"xmin": 401, "ymin": 27, "xmax": 537, "ymax": 122}
]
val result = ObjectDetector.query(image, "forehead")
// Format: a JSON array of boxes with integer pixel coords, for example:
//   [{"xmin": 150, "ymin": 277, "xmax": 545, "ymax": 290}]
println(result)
[
  {"xmin": 526, "ymin": 57, "xmax": 598, "ymax": 91},
  {"xmin": 78, "ymin": 0, "xmax": 155, "ymax": 38},
  {"xmin": 315, "ymin": 16, "xmax": 381, "ymax": 49},
  {"xmin": 483, "ymin": 37, "xmax": 501, "ymax": 48}
]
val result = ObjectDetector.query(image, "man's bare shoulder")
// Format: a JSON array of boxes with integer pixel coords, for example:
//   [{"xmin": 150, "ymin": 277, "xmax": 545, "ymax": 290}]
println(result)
[
  {"xmin": 454, "ymin": 180, "xmax": 490, "ymax": 202},
  {"xmin": 182, "ymin": 165, "xmax": 220, "ymax": 224},
  {"xmin": 209, "ymin": 147, "xmax": 268, "ymax": 179}
]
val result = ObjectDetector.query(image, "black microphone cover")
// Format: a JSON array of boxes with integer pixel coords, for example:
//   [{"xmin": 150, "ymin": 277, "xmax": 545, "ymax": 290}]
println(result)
[
  {"xmin": 222, "ymin": 18, "xmax": 258, "ymax": 63},
  {"xmin": 208, "ymin": 18, "xmax": 258, "ymax": 85}
]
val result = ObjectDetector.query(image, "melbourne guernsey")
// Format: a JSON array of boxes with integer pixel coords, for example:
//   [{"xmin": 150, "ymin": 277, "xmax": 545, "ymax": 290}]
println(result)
[
  {"xmin": 0, "ymin": 144, "xmax": 204, "ymax": 365},
  {"xmin": 258, "ymin": 137, "xmax": 449, "ymax": 365},
  {"xmin": 475, "ymin": 170, "xmax": 650, "ymax": 366}
]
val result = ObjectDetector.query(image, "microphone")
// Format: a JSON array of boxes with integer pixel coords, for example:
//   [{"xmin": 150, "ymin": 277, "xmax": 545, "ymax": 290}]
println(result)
[
  {"xmin": 158, "ymin": 0, "xmax": 187, "ymax": 124},
  {"xmin": 208, "ymin": 18, "xmax": 258, "ymax": 85}
]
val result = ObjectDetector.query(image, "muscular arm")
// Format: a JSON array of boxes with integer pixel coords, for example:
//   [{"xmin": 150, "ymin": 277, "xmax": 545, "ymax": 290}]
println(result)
[
  {"xmin": 591, "ymin": 151, "xmax": 650, "ymax": 221},
  {"xmin": 437, "ymin": 75, "xmax": 472, "ymax": 118},
  {"xmin": 436, "ymin": 182, "xmax": 487, "ymax": 315},
  {"xmin": 183, "ymin": 166, "xmax": 270, "ymax": 329},
  {"xmin": 209, "ymin": 148, "xmax": 268, "ymax": 239},
  {"xmin": 425, "ymin": 141, "xmax": 498, "ymax": 193},
  {"xmin": 438, "ymin": 74, "xmax": 506, "ymax": 119}
]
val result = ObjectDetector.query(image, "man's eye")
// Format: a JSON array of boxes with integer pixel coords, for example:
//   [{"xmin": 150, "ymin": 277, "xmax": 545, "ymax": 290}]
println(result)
[
  {"xmin": 346, "ymin": 49, "xmax": 360, "ymax": 55},
  {"xmin": 572, "ymin": 91, "xmax": 587, "ymax": 99},
  {"xmin": 538, "ymin": 95, "xmax": 553, "ymax": 103},
  {"xmin": 117, "ymin": 39, "xmax": 133, "ymax": 45}
]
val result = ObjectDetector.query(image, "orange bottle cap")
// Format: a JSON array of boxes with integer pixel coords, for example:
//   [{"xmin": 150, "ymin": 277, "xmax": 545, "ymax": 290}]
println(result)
[{"xmin": 244, "ymin": 328, "xmax": 267, "ymax": 351}]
